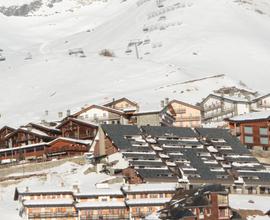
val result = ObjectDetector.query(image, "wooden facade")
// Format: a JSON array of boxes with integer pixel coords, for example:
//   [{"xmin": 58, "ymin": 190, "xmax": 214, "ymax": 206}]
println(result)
[
  {"xmin": 16, "ymin": 183, "xmax": 177, "ymax": 220},
  {"xmin": 227, "ymin": 118, "xmax": 270, "ymax": 151},
  {"xmin": 4, "ymin": 128, "xmax": 54, "ymax": 148},
  {"xmin": 122, "ymin": 167, "xmax": 144, "ymax": 184},
  {"xmin": 23, "ymin": 201, "xmax": 77, "ymax": 220},
  {"xmin": 0, "ymin": 126, "xmax": 16, "ymax": 148},
  {"xmin": 57, "ymin": 118, "xmax": 97, "ymax": 140},
  {"xmin": 0, "ymin": 138, "xmax": 90, "ymax": 164}
]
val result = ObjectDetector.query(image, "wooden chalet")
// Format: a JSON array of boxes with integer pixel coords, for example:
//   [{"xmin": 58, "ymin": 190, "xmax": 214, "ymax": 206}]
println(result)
[
  {"xmin": 46, "ymin": 137, "xmax": 91, "ymax": 159},
  {"xmin": 4, "ymin": 127, "xmax": 54, "ymax": 148},
  {"xmin": 0, "ymin": 137, "xmax": 91, "ymax": 164},
  {"xmin": 56, "ymin": 117, "xmax": 98, "ymax": 140},
  {"xmin": 27, "ymin": 122, "xmax": 61, "ymax": 137},
  {"xmin": 0, "ymin": 126, "xmax": 16, "ymax": 148},
  {"xmin": 0, "ymin": 143, "xmax": 48, "ymax": 162}
]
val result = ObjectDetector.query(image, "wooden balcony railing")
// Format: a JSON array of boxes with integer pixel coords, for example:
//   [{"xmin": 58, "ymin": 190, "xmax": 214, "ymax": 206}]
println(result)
[
  {"xmin": 80, "ymin": 215, "xmax": 129, "ymax": 220},
  {"xmin": 28, "ymin": 211, "xmax": 78, "ymax": 219},
  {"xmin": 175, "ymin": 116, "xmax": 201, "ymax": 122}
]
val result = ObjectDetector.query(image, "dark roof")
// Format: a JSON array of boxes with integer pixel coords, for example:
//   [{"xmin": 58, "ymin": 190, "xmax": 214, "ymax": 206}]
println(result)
[
  {"xmin": 136, "ymin": 168, "xmax": 177, "ymax": 181},
  {"xmin": 101, "ymin": 124, "xmax": 141, "ymax": 151},
  {"xmin": 170, "ymin": 209, "xmax": 195, "ymax": 219},
  {"xmin": 238, "ymin": 171, "xmax": 270, "ymax": 182},
  {"xmin": 196, "ymin": 128, "xmax": 250, "ymax": 154},
  {"xmin": 142, "ymin": 126, "xmax": 197, "ymax": 138},
  {"xmin": 129, "ymin": 160, "xmax": 164, "ymax": 167},
  {"xmin": 180, "ymin": 149, "xmax": 216, "ymax": 180},
  {"xmin": 160, "ymin": 184, "xmax": 227, "ymax": 219},
  {"xmin": 122, "ymin": 152, "xmax": 157, "ymax": 160},
  {"xmin": 100, "ymin": 125, "xmax": 269, "ymax": 183}
]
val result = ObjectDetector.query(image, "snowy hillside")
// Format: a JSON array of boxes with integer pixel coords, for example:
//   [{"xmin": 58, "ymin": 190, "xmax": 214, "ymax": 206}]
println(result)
[{"xmin": 0, "ymin": 0, "xmax": 270, "ymax": 126}]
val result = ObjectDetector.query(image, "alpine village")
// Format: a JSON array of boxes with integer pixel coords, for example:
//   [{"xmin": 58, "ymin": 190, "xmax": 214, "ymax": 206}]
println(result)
[{"xmin": 1, "ymin": 89, "xmax": 270, "ymax": 220}]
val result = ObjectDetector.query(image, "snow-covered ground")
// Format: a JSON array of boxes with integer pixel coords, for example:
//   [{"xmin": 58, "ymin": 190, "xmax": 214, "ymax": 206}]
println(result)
[
  {"xmin": 0, "ymin": 161, "xmax": 117, "ymax": 220},
  {"xmin": 0, "ymin": 0, "xmax": 270, "ymax": 127},
  {"xmin": 229, "ymin": 194, "xmax": 270, "ymax": 213}
]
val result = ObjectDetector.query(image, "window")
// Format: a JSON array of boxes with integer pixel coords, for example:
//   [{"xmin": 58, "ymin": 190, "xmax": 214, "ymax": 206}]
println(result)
[
  {"xmin": 245, "ymin": 136, "xmax": 254, "ymax": 143},
  {"xmin": 263, "ymin": 146, "xmax": 268, "ymax": 151},
  {"xmin": 260, "ymin": 137, "xmax": 269, "ymax": 145},
  {"xmin": 260, "ymin": 128, "xmax": 268, "ymax": 136},
  {"xmin": 244, "ymin": 126, "xmax": 253, "ymax": 134}
]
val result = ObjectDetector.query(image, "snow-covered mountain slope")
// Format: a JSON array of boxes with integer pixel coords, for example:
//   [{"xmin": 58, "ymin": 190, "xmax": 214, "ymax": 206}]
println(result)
[{"xmin": 0, "ymin": 0, "xmax": 269, "ymax": 126}]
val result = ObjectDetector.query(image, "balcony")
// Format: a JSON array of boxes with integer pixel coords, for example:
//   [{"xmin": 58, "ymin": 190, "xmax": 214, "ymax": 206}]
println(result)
[
  {"xmin": 203, "ymin": 108, "xmax": 234, "ymax": 121},
  {"xmin": 46, "ymin": 145, "xmax": 88, "ymax": 154},
  {"xmin": 204, "ymin": 103, "xmax": 222, "ymax": 111},
  {"xmin": 80, "ymin": 215, "xmax": 129, "ymax": 220},
  {"xmin": 28, "ymin": 211, "xmax": 78, "ymax": 219},
  {"xmin": 174, "ymin": 109, "xmax": 186, "ymax": 114},
  {"xmin": 175, "ymin": 116, "xmax": 201, "ymax": 122},
  {"xmin": 257, "ymin": 104, "xmax": 270, "ymax": 109}
]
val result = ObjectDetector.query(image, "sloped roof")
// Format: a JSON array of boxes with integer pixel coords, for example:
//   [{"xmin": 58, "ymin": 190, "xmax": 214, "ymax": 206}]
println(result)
[
  {"xmin": 101, "ymin": 124, "xmax": 141, "ymax": 151},
  {"xmin": 168, "ymin": 99, "xmax": 202, "ymax": 111},
  {"xmin": 56, "ymin": 117, "xmax": 98, "ymax": 129},
  {"xmin": 73, "ymin": 104, "xmax": 125, "ymax": 117},
  {"xmin": 103, "ymin": 97, "xmax": 138, "ymax": 107},
  {"xmin": 142, "ymin": 126, "xmax": 197, "ymax": 138},
  {"xmin": 226, "ymin": 110, "xmax": 270, "ymax": 122}
]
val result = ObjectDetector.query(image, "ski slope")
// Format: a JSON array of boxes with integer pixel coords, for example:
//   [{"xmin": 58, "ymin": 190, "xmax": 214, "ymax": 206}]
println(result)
[{"xmin": 0, "ymin": 0, "xmax": 270, "ymax": 126}]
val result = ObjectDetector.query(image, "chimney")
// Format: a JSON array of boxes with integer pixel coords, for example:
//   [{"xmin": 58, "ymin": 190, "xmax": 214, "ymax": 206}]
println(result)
[
  {"xmin": 58, "ymin": 112, "xmax": 63, "ymax": 118},
  {"xmin": 72, "ymin": 185, "xmax": 80, "ymax": 193},
  {"xmin": 161, "ymin": 100, "xmax": 165, "ymax": 108},
  {"xmin": 25, "ymin": 186, "xmax": 29, "ymax": 192},
  {"xmin": 66, "ymin": 109, "xmax": 71, "ymax": 117},
  {"xmin": 165, "ymin": 97, "xmax": 169, "ymax": 105},
  {"xmin": 61, "ymin": 182, "xmax": 64, "ymax": 187},
  {"xmin": 45, "ymin": 110, "xmax": 49, "ymax": 116}
]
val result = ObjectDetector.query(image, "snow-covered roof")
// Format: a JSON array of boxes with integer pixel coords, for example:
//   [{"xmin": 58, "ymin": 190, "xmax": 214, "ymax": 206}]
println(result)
[
  {"xmin": 48, "ymin": 137, "xmax": 92, "ymax": 145},
  {"xmin": 122, "ymin": 183, "xmax": 176, "ymax": 193},
  {"xmin": 18, "ymin": 127, "xmax": 50, "ymax": 137},
  {"xmin": 0, "ymin": 142, "xmax": 48, "ymax": 153},
  {"xmin": 23, "ymin": 199, "xmax": 74, "ymax": 207},
  {"xmin": 125, "ymin": 198, "xmax": 171, "ymax": 206},
  {"xmin": 227, "ymin": 110, "xmax": 270, "ymax": 122},
  {"xmin": 76, "ymin": 201, "xmax": 126, "ymax": 209},
  {"xmin": 75, "ymin": 188, "xmax": 123, "ymax": 197}
]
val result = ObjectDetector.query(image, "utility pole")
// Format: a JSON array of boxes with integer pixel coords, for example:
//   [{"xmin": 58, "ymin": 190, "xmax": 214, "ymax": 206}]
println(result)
[{"xmin": 128, "ymin": 40, "xmax": 143, "ymax": 59}]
